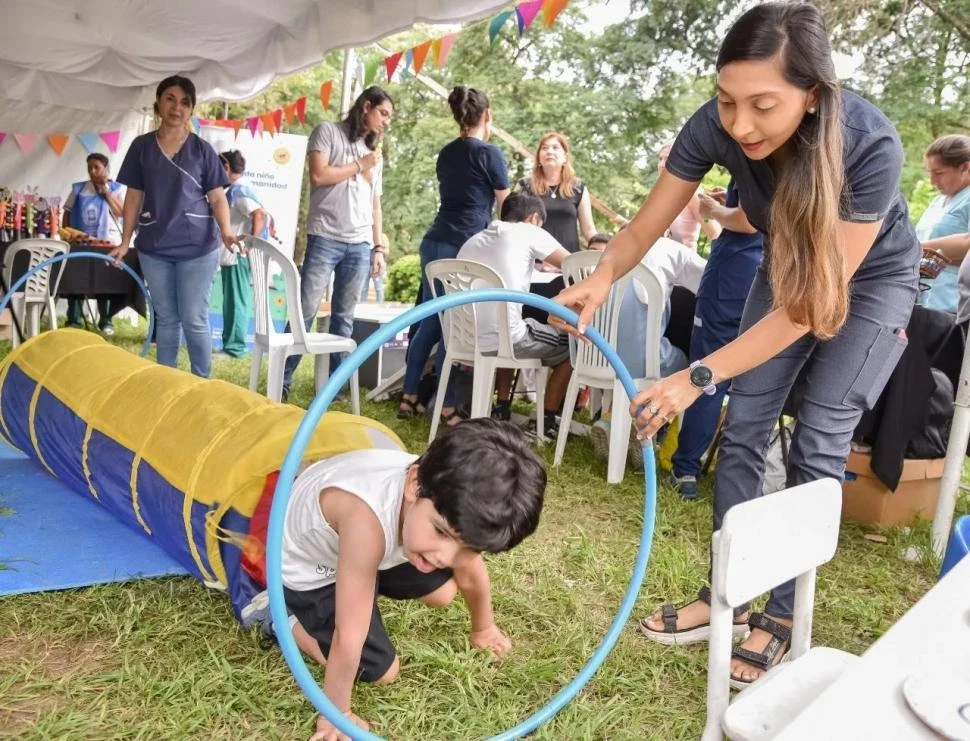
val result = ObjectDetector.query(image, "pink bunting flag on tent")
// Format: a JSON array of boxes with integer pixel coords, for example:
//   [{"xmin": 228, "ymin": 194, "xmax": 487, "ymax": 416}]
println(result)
[
  {"xmin": 246, "ymin": 117, "xmax": 259, "ymax": 137},
  {"xmin": 384, "ymin": 51, "xmax": 403, "ymax": 82},
  {"xmin": 411, "ymin": 40, "xmax": 432, "ymax": 75},
  {"xmin": 0, "ymin": 133, "xmax": 6, "ymax": 147},
  {"xmin": 100, "ymin": 130, "xmax": 120, "ymax": 152},
  {"xmin": 517, "ymin": 0, "xmax": 544, "ymax": 31},
  {"xmin": 13, "ymin": 133, "xmax": 38, "ymax": 156},
  {"xmin": 437, "ymin": 33, "xmax": 457, "ymax": 67}
]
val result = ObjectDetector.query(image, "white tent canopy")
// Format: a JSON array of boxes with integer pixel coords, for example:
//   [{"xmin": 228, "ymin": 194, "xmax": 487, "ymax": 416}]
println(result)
[
  {"xmin": 2, "ymin": 0, "xmax": 508, "ymax": 116},
  {"xmin": 0, "ymin": 0, "xmax": 506, "ymax": 193}
]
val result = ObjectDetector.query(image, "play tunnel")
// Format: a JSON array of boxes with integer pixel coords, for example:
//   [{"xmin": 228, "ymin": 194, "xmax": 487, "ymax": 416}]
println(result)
[{"xmin": 0, "ymin": 329, "xmax": 403, "ymax": 620}]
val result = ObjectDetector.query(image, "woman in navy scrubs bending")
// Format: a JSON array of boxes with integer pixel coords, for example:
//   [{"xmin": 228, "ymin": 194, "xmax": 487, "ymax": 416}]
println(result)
[{"xmin": 557, "ymin": 2, "xmax": 919, "ymax": 687}]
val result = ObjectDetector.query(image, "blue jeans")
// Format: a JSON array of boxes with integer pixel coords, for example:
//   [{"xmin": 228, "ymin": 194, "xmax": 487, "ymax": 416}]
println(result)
[
  {"xmin": 282, "ymin": 235, "xmax": 371, "ymax": 390},
  {"xmin": 616, "ymin": 288, "xmax": 688, "ymax": 379},
  {"xmin": 139, "ymin": 249, "xmax": 220, "ymax": 378},
  {"xmin": 360, "ymin": 271, "xmax": 385, "ymax": 303},
  {"xmin": 671, "ymin": 296, "xmax": 746, "ymax": 478},
  {"xmin": 402, "ymin": 238, "xmax": 461, "ymax": 406}
]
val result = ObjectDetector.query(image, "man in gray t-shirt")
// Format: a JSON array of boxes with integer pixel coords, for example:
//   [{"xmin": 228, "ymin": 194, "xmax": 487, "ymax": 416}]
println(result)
[{"xmin": 282, "ymin": 88, "xmax": 393, "ymax": 398}]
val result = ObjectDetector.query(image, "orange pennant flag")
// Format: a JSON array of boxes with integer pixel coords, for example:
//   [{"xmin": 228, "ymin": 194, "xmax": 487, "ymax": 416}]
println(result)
[
  {"xmin": 437, "ymin": 33, "xmax": 457, "ymax": 67},
  {"xmin": 260, "ymin": 113, "xmax": 276, "ymax": 135},
  {"xmin": 319, "ymin": 81, "xmax": 333, "ymax": 111},
  {"xmin": 283, "ymin": 102, "xmax": 297, "ymax": 125},
  {"xmin": 384, "ymin": 51, "xmax": 404, "ymax": 81},
  {"xmin": 272, "ymin": 108, "xmax": 283, "ymax": 132},
  {"xmin": 295, "ymin": 96, "xmax": 308, "ymax": 124},
  {"xmin": 230, "ymin": 119, "xmax": 243, "ymax": 139},
  {"xmin": 542, "ymin": 0, "xmax": 569, "ymax": 27},
  {"xmin": 411, "ymin": 40, "xmax": 432, "ymax": 76},
  {"xmin": 47, "ymin": 134, "xmax": 70, "ymax": 157}
]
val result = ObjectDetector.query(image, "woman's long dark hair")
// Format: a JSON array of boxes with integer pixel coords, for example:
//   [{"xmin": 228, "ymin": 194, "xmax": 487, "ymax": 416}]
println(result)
[
  {"xmin": 342, "ymin": 86, "xmax": 393, "ymax": 151},
  {"xmin": 718, "ymin": 2, "xmax": 845, "ymax": 339},
  {"xmin": 447, "ymin": 85, "xmax": 490, "ymax": 134}
]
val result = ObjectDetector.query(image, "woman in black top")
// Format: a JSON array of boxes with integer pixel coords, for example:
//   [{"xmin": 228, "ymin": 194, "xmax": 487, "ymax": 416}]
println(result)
[{"xmin": 519, "ymin": 132, "xmax": 596, "ymax": 252}]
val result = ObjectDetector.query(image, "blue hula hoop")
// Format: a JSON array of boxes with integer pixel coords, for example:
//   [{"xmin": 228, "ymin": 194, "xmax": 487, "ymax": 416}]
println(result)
[
  {"xmin": 266, "ymin": 289, "xmax": 657, "ymax": 740},
  {"xmin": 0, "ymin": 251, "xmax": 155, "ymax": 357}
]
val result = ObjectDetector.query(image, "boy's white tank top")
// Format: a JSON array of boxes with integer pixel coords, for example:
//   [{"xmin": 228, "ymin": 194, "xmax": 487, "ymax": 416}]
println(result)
[{"xmin": 281, "ymin": 448, "xmax": 418, "ymax": 591}]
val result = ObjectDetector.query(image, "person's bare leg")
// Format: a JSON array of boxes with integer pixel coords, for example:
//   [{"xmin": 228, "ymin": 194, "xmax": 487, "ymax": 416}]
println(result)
[
  {"xmin": 543, "ymin": 361, "xmax": 573, "ymax": 413},
  {"xmin": 292, "ymin": 620, "xmax": 328, "ymax": 668},
  {"xmin": 418, "ymin": 579, "xmax": 458, "ymax": 608}
]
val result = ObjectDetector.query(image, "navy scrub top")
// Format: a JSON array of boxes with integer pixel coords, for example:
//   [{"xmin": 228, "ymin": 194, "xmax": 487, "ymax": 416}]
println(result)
[{"xmin": 665, "ymin": 90, "xmax": 920, "ymax": 283}]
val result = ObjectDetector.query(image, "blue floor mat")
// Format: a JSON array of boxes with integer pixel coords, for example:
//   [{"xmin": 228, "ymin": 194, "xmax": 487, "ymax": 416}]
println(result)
[{"xmin": 0, "ymin": 443, "xmax": 188, "ymax": 596}]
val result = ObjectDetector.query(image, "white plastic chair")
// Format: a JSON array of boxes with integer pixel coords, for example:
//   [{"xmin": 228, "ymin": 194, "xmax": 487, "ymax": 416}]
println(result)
[
  {"xmin": 703, "ymin": 478, "xmax": 858, "ymax": 741},
  {"xmin": 424, "ymin": 258, "xmax": 549, "ymax": 442},
  {"xmin": 244, "ymin": 236, "xmax": 359, "ymax": 412},
  {"xmin": 553, "ymin": 251, "xmax": 664, "ymax": 483},
  {"xmin": 2, "ymin": 238, "xmax": 69, "ymax": 348}
]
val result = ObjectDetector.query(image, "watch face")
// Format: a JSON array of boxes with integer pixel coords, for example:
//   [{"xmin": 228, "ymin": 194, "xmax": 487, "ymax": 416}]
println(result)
[{"xmin": 690, "ymin": 364, "xmax": 714, "ymax": 388}]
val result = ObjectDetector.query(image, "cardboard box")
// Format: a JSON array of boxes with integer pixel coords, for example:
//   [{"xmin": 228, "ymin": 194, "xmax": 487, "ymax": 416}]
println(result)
[{"xmin": 842, "ymin": 450, "xmax": 945, "ymax": 527}]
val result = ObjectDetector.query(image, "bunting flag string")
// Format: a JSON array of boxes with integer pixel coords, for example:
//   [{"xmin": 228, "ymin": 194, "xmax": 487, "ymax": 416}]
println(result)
[{"xmin": 13, "ymin": 134, "xmax": 38, "ymax": 156}]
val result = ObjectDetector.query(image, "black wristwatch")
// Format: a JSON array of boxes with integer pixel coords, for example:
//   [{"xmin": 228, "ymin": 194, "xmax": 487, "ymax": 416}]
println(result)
[{"xmin": 688, "ymin": 361, "xmax": 717, "ymax": 395}]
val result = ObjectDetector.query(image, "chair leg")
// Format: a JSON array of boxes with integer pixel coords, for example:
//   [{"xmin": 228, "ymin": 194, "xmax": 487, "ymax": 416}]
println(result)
[
  {"xmin": 554, "ymin": 376, "xmax": 581, "ymax": 466},
  {"xmin": 470, "ymin": 359, "xmax": 496, "ymax": 419},
  {"xmin": 313, "ymin": 354, "xmax": 330, "ymax": 396},
  {"xmin": 703, "ymin": 532, "xmax": 730, "ymax": 741},
  {"xmin": 534, "ymin": 367, "xmax": 548, "ymax": 444},
  {"xmin": 266, "ymin": 350, "xmax": 286, "ymax": 402},
  {"xmin": 349, "ymin": 369, "xmax": 360, "ymax": 415},
  {"xmin": 248, "ymin": 349, "xmax": 263, "ymax": 392},
  {"xmin": 47, "ymin": 298, "xmax": 58, "ymax": 332},
  {"xmin": 607, "ymin": 380, "xmax": 631, "ymax": 484},
  {"xmin": 428, "ymin": 352, "xmax": 455, "ymax": 443}
]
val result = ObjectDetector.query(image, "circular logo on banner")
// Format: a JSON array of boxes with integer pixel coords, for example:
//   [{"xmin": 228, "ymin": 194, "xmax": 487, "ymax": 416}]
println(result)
[{"xmin": 273, "ymin": 148, "xmax": 291, "ymax": 165}]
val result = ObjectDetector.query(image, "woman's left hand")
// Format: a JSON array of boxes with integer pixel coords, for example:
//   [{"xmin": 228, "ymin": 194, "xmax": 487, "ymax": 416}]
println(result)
[
  {"xmin": 222, "ymin": 233, "xmax": 245, "ymax": 256},
  {"xmin": 629, "ymin": 369, "xmax": 702, "ymax": 439}
]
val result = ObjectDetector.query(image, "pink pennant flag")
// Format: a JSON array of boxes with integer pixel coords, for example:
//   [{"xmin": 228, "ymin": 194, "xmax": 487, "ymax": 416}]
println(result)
[
  {"xmin": 100, "ymin": 130, "xmax": 121, "ymax": 152},
  {"xmin": 437, "ymin": 33, "xmax": 457, "ymax": 67},
  {"xmin": 517, "ymin": 0, "xmax": 544, "ymax": 30},
  {"xmin": 246, "ymin": 117, "xmax": 259, "ymax": 137},
  {"xmin": 13, "ymin": 133, "xmax": 38, "ymax": 156},
  {"xmin": 0, "ymin": 132, "xmax": 6, "ymax": 146}
]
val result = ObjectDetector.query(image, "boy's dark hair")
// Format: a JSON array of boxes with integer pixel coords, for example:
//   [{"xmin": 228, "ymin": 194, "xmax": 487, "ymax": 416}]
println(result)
[
  {"xmin": 220, "ymin": 149, "xmax": 246, "ymax": 174},
  {"xmin": 86, "ymin": 153, "xmax": 109, "ymax": 169},
  {"xmin": 417, "ymin": 418, "xmax": 545, "ymax": 553},
  {"xmin": 501, "ymin": 190, "xmax": 546, "ymax": 224},
  {"xmin": 587, "ymin": 233, "xmax": 611, "ymax": 247}
]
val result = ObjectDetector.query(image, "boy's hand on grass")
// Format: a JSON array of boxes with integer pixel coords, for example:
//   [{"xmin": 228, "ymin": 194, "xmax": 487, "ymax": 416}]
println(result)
[
  {"xmin": 309, "ymin": 711, "xmax": 370, "ymax": 741},
  {"xmin": 470, "ymin": 623, "xmax": 511, "ymax": 659}
]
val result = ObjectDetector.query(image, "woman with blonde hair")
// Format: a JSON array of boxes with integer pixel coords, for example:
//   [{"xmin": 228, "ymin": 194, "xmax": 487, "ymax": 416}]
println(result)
[
  {"xmin": 519, "ymin": 132, "xmax": 596, "ymax": 253},
  {"xmin": 557, "ymin": 2, "xmax": 918, "ymax": 687}
]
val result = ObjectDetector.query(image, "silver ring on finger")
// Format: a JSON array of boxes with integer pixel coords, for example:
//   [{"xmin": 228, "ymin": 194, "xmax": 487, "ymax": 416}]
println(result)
[{"xmin": 647, "ymin": 402, "xmax": 659, "ymax": 416}]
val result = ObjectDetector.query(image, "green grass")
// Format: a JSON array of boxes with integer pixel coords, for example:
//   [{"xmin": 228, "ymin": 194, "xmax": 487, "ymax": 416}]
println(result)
[{"xmin": 0, "ymin": 321, "xmax": 968, "ymax": 740}]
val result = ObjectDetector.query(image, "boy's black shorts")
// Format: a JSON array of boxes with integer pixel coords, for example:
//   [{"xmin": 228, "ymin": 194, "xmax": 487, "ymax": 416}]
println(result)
[{"xmin": 283, "ymin": 561, "xmax": 454, "ymax": 682}]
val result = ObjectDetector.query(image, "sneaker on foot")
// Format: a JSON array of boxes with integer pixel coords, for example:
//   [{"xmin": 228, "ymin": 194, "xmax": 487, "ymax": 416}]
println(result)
[
  {"xmin": 628, "ymin": 426, "xmax": 645, "ymax": 471},
  {"xmin": 589, "ymin": 418, "xmax": 610, "ymax": 460},
  {"xmin": 672, "ymin": 474, "xmax": 698, "ymax": 500}
]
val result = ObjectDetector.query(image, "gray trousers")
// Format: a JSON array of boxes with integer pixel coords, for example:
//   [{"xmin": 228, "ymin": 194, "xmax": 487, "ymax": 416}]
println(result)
[{"xmin": 713, "ymin": 266, "xmax": 917, "ymax": 617}]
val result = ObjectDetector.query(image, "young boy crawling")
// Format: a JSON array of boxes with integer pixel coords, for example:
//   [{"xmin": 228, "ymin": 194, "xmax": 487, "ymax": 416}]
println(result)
[{"xmin": 278, "ymin": 418, "xmax": 546, "ymax": 741}]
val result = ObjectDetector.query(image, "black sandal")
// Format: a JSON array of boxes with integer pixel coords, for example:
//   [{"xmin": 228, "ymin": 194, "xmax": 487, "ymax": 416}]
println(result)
[
  {"xmin": 638, "ymin": 586, "xmax": 751, "ymax": 646},
  {"xmin": 729, "ymin": 612, "xmax": 792, "ymax": 689},
  {"xmin": 397, "ymin": 398, "xmax": 422, "ymax": 419},
  {"xmin": 440, "ymin": 407, "xmax": 469, "ymax": 428}
]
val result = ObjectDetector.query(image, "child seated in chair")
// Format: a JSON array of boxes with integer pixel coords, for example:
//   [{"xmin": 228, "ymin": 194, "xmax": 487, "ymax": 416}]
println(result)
[
  {"xmin": 269, "ymin": 419, "xmax": 546, "ymax": 740},
  {"xmin": 456, "ymin": 190, "xmax": 572, "ymax": 439}
]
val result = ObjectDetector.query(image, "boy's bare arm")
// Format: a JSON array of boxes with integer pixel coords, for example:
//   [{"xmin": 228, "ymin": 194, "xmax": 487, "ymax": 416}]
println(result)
[
  {"xmin": 453, "ymin": 552, "xmax": 511, "ymax": 657},
  {"xmin": 320, "ymin": 489, "xmax": 386, "ymax": 716}
]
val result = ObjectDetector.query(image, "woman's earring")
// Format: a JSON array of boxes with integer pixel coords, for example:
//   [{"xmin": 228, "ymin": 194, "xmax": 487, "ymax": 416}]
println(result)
[{"xmin": 808, "ymin": 106, "xmax": 817, "ymax": 114}]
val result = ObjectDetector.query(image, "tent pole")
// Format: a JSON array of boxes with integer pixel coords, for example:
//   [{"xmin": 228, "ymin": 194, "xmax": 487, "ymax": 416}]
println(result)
[
  {"xmin": 373, "ymin": 43, "xmax": 627, "ymax": 228},
  {"xmin": 340, "ymin": 48, "xmax": 356, "ymax": 118},
  {"xmin": 933, "ymin": 334, "xmax": 970, "ymax": 556}
]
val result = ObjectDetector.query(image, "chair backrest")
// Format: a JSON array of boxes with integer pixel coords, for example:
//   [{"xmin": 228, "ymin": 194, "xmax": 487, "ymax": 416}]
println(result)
[
  {"xmin": 425, "ymin": 258, "xmax": 508, "ymax": 357},
  {"xmin": 714, "ymin": 478, "xmax": 842, "ymax": 609},
  {"xmin": 3, "ymin": 238, "xmax": 70, "ymax": 299},
  {"xmin": 243, "ymin": 236, "xmax": 308, "ymax": 344},
  {"xmin": 561, "ymin": 251, "xmax": 665, "ymax": 383}
]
